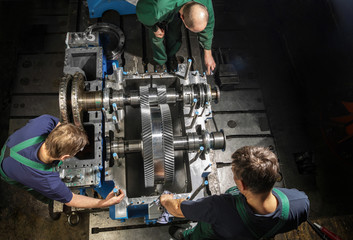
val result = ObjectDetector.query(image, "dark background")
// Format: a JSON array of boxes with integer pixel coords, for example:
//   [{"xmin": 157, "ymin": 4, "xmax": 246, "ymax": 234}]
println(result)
[{"xmin": 1, "ymin": 0, "xmax": 353, "ymax": 239}]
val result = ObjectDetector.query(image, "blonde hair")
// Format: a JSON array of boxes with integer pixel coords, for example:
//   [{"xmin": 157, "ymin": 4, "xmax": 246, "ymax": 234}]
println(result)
[{"xmin": 45, "ymin": 123, "xmax": 89, "ymax": 158}]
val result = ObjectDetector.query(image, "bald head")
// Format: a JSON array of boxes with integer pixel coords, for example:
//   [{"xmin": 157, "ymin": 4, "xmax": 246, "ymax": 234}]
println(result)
[{"xmin": 181, "ymin": 2, "xmax": 209, "ymax": 33}]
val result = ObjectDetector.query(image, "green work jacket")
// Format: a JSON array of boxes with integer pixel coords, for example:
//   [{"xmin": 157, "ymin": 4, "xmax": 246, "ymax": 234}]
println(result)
[{"xmin": 136, "ymin": 0, "xmax": 215, "ymax": 50}]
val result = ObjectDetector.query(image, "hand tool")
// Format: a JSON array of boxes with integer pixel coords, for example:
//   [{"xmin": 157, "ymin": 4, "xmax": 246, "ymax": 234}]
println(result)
[{"xmin": 314, "ymin": 222, "xmax": 342, "ymax": 240}]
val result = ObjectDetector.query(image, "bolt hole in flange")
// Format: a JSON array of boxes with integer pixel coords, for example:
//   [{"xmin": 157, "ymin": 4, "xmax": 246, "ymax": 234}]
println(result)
[
  {"xmin": 85, "ymin": 23, "xmax": 125, "ymax": 61},
  {"xmin": 67, "ymin": 211, "xmax": 80, "ymax": 226}
]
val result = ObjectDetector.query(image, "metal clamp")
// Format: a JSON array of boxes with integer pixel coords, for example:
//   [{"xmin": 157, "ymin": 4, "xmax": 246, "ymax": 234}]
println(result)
[
  {"xmin": 186, "ymin": 98, "xmax": 198, "ymax": 117},
  {"xmin": 189, "ymin": 146, "xmax": 204, "ymax": 165},
  {"xmin": 186, "ymin": 111, "xmax": 199, "ymax": 130}
]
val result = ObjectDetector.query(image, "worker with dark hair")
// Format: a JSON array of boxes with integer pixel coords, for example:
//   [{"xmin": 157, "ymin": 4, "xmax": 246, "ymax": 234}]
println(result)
[
  {"xmin": 0, "ymin": 115, "xmax": 124, "ymax": 213},
  {"xmin": 136, "ymin": 0, "xmax": 216, "ymax": 74},
  {"xmin": 161, "ymin": 146, "xmax": 310, "ymax": 239}
]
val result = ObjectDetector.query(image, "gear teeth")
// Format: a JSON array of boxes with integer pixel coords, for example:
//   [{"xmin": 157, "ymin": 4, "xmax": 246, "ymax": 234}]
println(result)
[
  {"xmin": 71, "ymin": 72, "xmax": 85, "ymax": 129},
  {"xmin": 157, "ymin": 85, "xmax": 167, "ymax": 104},
  {"xmin": 160, "ymin": 104, "xmax": 175, "ymax": 183},
  {"xmin": 141, "ymin": 105, "xmax": 154, "ymax": 187},
  {"xmin": 140, "ymin": 86, "xmax": 154, "ymax": 187},
  {"xmin": 139, "ymin": 86, "xmax": 149, "ymax": 106},
  {"xmin": 59, "ymin": 74, "xmax": 73, "ymax": 123}
]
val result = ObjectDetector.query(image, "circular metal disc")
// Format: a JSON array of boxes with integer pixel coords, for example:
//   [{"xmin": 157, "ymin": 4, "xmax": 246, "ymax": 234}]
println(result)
[
  {"xmin": 59, "ymin": 74, "xmax": 73, "ymax": 123},
  {"xmin": 71, "ymin": 72, "xmax": 85, "ymax": 129},
  {"xmin": 85, "ymin": 23, "xmax": 125, "ymax": 60},
  {"xmin": 160, "ymin": 104, "xmax": 175, "ymax": 183},
  {"xmin": 141, "ymin": 105, "xmax": 154, "ymax": 188}
]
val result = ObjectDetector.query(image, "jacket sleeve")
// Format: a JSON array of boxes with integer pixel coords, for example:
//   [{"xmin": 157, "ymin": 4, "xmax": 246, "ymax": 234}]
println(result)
[
  {"xmin": 136, "ymin": 0, "xmax": 159, "ymax": 32},
  {"xmin": 197, "ymin": 0, "xmax": 215, "ymax": 50}
]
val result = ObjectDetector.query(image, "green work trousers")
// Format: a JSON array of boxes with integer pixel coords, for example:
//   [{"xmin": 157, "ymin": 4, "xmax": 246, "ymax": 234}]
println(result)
[
  {"xmin": 149, "ymin": 14, "xmax": 183, "ymax": 65},
  {"xmin": 183, "ymin": 222, "xmax": 217, "ymax": 240}
]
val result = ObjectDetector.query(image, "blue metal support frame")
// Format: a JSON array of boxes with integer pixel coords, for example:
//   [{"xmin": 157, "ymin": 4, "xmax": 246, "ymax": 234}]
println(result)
[{"xmin": 87, "ymin": 0, "xmax": 136, "ymax": 18}]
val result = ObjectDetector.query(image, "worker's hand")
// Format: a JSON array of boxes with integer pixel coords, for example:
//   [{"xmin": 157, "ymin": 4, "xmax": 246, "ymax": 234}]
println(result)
[
  {"xmin": 104, "ymin": 188, "xmax": 125, "ymax": 206},
  {"xmin": 204, "ymin": 49, "xmax": 216, "ymax": 75},
  {"xmin": 160, "ymin": 193, "xmax": 173, "ymax": 207},
  {"xmin": 154, "ymin": 26, "xmax": 165, "ymax": 38}
]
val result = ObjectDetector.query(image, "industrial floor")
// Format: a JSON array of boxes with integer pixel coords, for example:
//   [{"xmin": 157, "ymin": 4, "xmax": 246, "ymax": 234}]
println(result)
[{"xmin": 1, "ymin": 0, "xmax": 353, "ymax": 239}]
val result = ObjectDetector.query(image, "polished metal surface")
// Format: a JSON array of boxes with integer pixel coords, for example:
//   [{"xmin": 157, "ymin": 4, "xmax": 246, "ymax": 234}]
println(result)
[
  {"xmin": 160, "ymin": 104, "xmax": 175, "ymax": 183},
  {"xmin": 150, "ymin": 106, "xmax": 164, "ymax": 182},
  {"xmin": 141, "ymin": 105, "xmax": 154, "ymax": 187},
  {"xmin": 59, "ymin": 74, "xmax": 72, "ymax": 123},
  {"xmin": 58, "ymin": 29, "xmax": 227, "ymax": 222},
  {"xmin": 71, "ymin": 72, "xmax": 85, "ymax": 128},
  {"xmin": 140, "ymin": 86, "xmax": 154, "ymax": 187}
]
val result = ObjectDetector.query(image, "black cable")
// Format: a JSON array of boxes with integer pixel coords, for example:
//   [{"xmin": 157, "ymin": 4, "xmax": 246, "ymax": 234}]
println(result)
[{"xmin": 307, "ymin": 220, "xmax": 328, "ymax": 240}]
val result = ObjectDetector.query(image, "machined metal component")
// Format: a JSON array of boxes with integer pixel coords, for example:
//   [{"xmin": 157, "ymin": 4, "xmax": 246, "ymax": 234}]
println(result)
[
  {"xmin": 160, "ymin": 104, "xmax": 175, "ymax": 183},
  {"xmin": 211, "ymin": 85, "xmax": 221, "ymax": 104},
  {"xmin": 58, "ymin": 28, "xmax": 228, "ymax": 223},
  {"xmin": 141, "ymin": 105, "xmax": 154, "ymax": 187},
  {"xmin": 200, "ymin": 102, "xmax": 209, "ymax": 117},
  {"xmin": 70, "ymin": 72, "xmax": 103, "ymax": 127},
  {"xmin": 157, "ymin": 86, "xmax": 167, "ymax": 104},
  {"xmin": 184, "ymin": 59, "xmax": 192, "ymax": 79},
  {"xmin": 150, "ymin": 106, "xmax": 165, "ymax": 183},
  {"xmin": 172, "ymin": 131, "xmax": 226, "ymax": 152},
  {"xmin": 66, "ymin": 32, "xmax": 99, "ymax": 48},
  {"xmin": 59, "ymin": 74, "xmax": 73, "ymax": 123},
  {"xmin": 211, "ymin": 130, "xmax": 226, "ymax": 150},
  {"xmin": 140, "ymin": 90, "xmax": 175, "ymax": 187},
  {"xmin": 186, "ymin": 111, "xmax": 199, "ymax": 130},
  {"xmin": 71, "ymin": 73, "xmax": 85, "ymax": 128},
  {"xmin": 189, "ymin": 146, "xmax": 204, "ymax": 165},
  {"xmin": 187, "ymin": 98, "xmax": 198, "ymax": 117},
  {"xmin": 85, "ymin": 23, "xmax": 125, "ymax": 60}
]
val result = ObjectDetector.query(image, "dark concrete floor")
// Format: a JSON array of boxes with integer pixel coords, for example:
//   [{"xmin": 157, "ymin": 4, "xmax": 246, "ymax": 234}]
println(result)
[{"xmin": 1, "ymin": 0, "xmax": 353, "ymax": 239}]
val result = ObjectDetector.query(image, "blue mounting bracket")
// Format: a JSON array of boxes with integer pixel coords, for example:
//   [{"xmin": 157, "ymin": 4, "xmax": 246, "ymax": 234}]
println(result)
[{"xmin": 87, "ymin": 0, "xmax": 136, "ymax": 18}]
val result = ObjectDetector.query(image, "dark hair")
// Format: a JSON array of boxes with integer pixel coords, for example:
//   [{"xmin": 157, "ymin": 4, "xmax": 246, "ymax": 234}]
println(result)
[
  {"xmin": 45, "ymin": 123, "xmax": 89, "ymax": 158},
  {"xmin": 183, "ymin": 2, "xmax": 209, "ymax": 29},
  {"xmin": 231, "ymin": 146, "xmax": 280, "ymax": 194}
]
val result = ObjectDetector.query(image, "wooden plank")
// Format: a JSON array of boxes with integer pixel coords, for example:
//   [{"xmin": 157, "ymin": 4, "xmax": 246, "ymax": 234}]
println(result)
[
  {"xmin": 10, "ymin": 95, "xmax": 59, "ymax": 117},
  {"xmin": 122, "ymin": 15, "xmax": 144, "ymax": 73},
  {"xmin": 14, "ymin": 54, "xmax": 64, "ymax": 94}
]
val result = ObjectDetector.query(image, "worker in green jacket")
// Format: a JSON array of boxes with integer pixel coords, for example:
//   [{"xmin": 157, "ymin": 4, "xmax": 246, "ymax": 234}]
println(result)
[{"xmin": 136, "ymin": 0, "xmax": 216, "ymax": 74}]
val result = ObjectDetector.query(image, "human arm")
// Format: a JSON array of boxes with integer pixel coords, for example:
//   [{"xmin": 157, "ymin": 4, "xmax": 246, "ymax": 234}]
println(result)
[
  {"xmin": 65, "ymin": 188, "xmax": 125, "ymax": 208},
  {"xmin": 197, "ymin": 0, "xmax": 216, "ymax": 74},
  {"xmin": 160, "ymin": 194, "xmax": 186, "ymax": 218},
  {"xmin": 136, "ymin": 0, "xmax": 159, "ymax": 32},
  {"xmin": 204, "ymin": 49, "xmax": 216, "ymax": 75}
]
